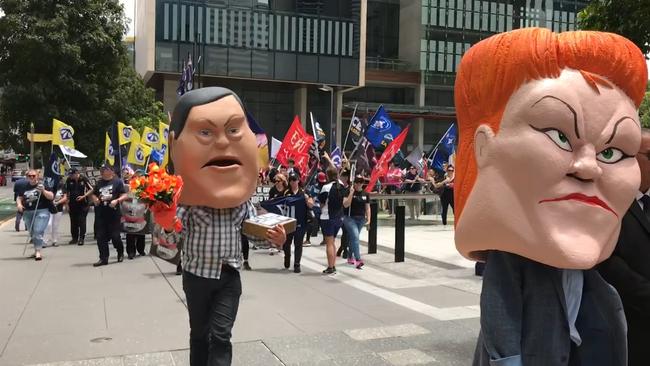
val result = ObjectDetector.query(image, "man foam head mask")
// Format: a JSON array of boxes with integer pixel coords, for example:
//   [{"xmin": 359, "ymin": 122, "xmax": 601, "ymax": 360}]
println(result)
[
  {"xmin": 170, "ymin": 87, "xmax": 258, "ymax": 209},
  {"xmin": 453, "ymin": 28, "xmax": 648, "ymax": 269}
]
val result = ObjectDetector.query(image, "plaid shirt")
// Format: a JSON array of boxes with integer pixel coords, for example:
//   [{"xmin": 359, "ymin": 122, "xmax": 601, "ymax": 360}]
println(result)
[{"xmin": 165, "ymin": 200, "xmax": 264, "ymax": 279}]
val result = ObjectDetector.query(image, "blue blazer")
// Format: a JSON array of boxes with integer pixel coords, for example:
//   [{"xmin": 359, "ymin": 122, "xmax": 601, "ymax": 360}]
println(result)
[{"xmin": 474, "ymin": 250, "xmax": 627, "ymax": 366}]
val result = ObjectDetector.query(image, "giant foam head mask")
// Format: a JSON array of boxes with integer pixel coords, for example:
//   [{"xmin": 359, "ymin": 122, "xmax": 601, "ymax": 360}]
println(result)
[
  {"xmin": 454, "ymin": 28, "xmax": 648, "ymax": 269},
  {"xmin": 170, "ymin": 87, "xmax": 258, "ymax": 208}
]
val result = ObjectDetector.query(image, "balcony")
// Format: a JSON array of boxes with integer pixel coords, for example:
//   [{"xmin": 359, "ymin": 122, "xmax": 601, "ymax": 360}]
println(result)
[{"xmin": 365, "ymin": 56, "xmax": 413, "ymax": 72}]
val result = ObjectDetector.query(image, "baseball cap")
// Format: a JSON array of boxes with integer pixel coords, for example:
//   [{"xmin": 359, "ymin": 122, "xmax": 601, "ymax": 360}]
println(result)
[
  {"xmin": 68, "ymin": 168, "xmax": 78, "ymax": 174},
  {"xmin": 99, "ymin": 164, "xmax": 113, "ymax": 171},
  {"xmin": 317, "ymin": 172, "xmax": 326, "ymax": 183}
]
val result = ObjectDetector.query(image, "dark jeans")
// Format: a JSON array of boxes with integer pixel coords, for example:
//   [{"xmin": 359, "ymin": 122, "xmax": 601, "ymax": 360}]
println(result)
[
  {"xmin": 95, "ymin": 213, "xmax": 124, "ymax": 261},
  {"xmin": 126, "ymin": 233, "xmax": 146, "ymax": 256},
  {"xmin": 69, "ymin": 208, "xmax": 88, "ymax": 241},
  {"xmin": 283, "ymin": 227, "xmax": 304, "ymax": 267},
  {"xmin": 440, "ymin": 189, "xmax": 454, "ymax": 226},
  {"xmin": 15, "ymin": 210, "xmax": 22, "ymax": 231},
  {"xmin": 183, "ymin": 269, "xmax": 242, "ymax": 366}
]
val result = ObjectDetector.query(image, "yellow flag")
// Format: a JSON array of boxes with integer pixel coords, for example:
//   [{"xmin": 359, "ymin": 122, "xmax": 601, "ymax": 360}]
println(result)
[
  {"xmin": 129, "ymin": 129, "xmax": 142, "ymax": 146},
  {"xmin": 141, "ymin": 126, "xmax": 160, "ymax": 147},
  {"xmin": 160, "ymin": 142, "xmax": 169, "ymax": 170},
  {"xmin": 52, "ymin": 119, "xmax": 75, "ymax": 148},
  {"xmin": 117, "ymin": 122, "xmax": 133, "ymax": 145},
  {"xmin": 27, "ymin": 133, "xmax": 53, "ymax": 142},
  {"xmin": 127, "ymin": 142, "xmax": 152, "ymax": 166},
  {"xmin": 105, "ymin": 133, "xmax": 114, "ymax": 165},
  {"xmin": 158, "ymin": 121, "xmax": 169, "ymax": 149}
]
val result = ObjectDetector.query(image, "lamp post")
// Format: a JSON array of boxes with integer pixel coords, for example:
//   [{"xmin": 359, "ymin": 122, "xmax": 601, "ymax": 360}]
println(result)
[{"xmin": 318, "ymin": 84, "xmax": 335, "ymax": 151}]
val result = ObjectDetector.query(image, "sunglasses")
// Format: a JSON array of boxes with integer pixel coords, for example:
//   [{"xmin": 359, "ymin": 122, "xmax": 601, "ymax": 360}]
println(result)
[{"xmin": 26, "ymin": 175, "xmax": 36, "ymax": 178}]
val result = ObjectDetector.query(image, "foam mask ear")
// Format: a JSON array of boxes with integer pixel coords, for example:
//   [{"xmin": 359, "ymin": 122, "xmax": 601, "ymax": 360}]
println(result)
[{"xmin": 474, "ymin": 124, "xmax": 495, "ymax": 169}]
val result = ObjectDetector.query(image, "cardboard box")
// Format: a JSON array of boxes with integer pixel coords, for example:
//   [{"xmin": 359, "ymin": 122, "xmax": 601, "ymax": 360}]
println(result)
[{"xmin": 243, "ymin": 213, "xmax": 296, "ymax": 239}]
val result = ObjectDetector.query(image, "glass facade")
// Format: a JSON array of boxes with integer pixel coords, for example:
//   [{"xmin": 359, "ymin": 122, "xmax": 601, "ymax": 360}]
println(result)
[
  {"xmin": 155, "ymin": 0, "xmax": 362, "ymax": 86},
  {"xmin": 420, "ymin": 0, "xmax": 588, "ymax": 85}
]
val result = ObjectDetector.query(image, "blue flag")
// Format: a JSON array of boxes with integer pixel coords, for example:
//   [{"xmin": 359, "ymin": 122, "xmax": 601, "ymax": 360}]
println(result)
[
  {"xmin": 365, "ymin": 105, "xmax": 401, "ymax": 149},
  {"xmin": 260, "ymin": 194, "xmax": 307, "ymax": 229},
  {"xmin": 429, "ymin": 123, "xmax": 457, "ymax": 172},
  {"xmin": 43, "ymin": 153, "xmax": 61, "ymax": 191},
  {"xmin": 331, "ymin": 146, "xmax": 342, "ymax": 169},
  {"xmin": 246, "ymin": 111, "xmax": 264, "ymax": 134},
  {"xmin": 150, "ymin": 148, "xmax": 164, "ymax": 165}
]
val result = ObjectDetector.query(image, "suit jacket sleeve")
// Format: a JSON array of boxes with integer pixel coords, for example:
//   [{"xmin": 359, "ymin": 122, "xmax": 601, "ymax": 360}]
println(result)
[
  {"xmin": 480, "ymin": 250, "xmax": 524, "ymax": 366},
  {"xmin": 598, "ymin": 254, "xmax": 650, "ymax": 319}
]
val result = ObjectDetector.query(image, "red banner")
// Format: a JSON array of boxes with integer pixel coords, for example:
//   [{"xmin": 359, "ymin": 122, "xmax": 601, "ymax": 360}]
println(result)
[
  {"xmin": 276, "ymin": 116, "xmax": 314, "ymax": 168},
  {"xmin": 366, "ymin": 125, "xmax": 410, "ymax": 193}
]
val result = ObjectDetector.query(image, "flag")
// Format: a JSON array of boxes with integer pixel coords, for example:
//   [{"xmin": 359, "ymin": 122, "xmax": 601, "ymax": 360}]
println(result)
[
  {"xmin": 185, "ymin": 53, "xmax": 194, "ymax": 92},
  {"xmin": 276, "ymin": 116, "xmax": 314, "ymax": 167},
  {"xmin": 271, "ymin": 137, "xmax": 282, "ymax": 159},
  {"xmin": 160, "ymin": 143, "xmax": 169, "ymax": 170},
  {"xmin": 141, "ymin": 126, "xmax": 161, "ymax": 147},
  {"xmin": 43, "ymin": 153, "xmax": 62, "ymax": 191},
  {"xmin": 366, "ymin": 126, "xmax": 410, "ymax": 193},
  {"xmin": 158, "ymin": 121, "xmax": 170, "ymax": 148},
  {"xmin": 365, "ymin": 106, "xmax": 401, "ymax": 150},
  {"xmin": 349, "ymin": 115, "xmax": 366, "ymax": 148},
  {"xmin": 405, "ymin": 146, "xmax": 425, "ymax": 173},
  {"xmin": 177, "ymin": 59, "xmax": 187, "ymax": 96},
  {"xmin": 52, "ymin": 118, "xmax": 75, "ymax": 148},
  {"xmin": 246, "ymin": 112, "xmax": 269, "ymax": 169},
  {"xmin": 105, "ymin": 133, "xmax": 115, "ymax": 165},
  {"xmin": 27, "ymin": 133, "xmax": 52, "ymax": 142},
  {"xmin": 127, "ymin": 142, "xmax": 153, "ymax": 166},
  {"xmin": 331, "ymin": 146, "xmax": 342, "ymax": 169},
  {"xmin": 429, "ymin": 123, "xmax": 457, "ymax": 172},
  {"xmin": 150, "ymin": 148, "xmax": 164, "ymax": 165},
  {"xmin": 117, "ymin": 121, "xmax": 133, "ymax": 145},
  {"xmin": 59, "ymin": 145, "xmax": 87, "ymax": 158},
  {"xmin": 314, "ymin": 121, "xmax": 326, "ymax": 142},
  {"xmin": 260, "ymin": 194, "xmax": 308, "ymax": 228}
]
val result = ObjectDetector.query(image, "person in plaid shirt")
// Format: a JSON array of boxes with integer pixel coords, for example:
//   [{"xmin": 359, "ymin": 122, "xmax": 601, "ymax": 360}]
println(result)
[{"xmin": 158, "ymin": 87, "xmax": 285, "ymax": 366}]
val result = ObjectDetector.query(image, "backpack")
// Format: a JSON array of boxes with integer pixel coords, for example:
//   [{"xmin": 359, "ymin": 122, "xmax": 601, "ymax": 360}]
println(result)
[{"xmin": 326, "ymin": 182, "xmax": 345, "ymax": 218}]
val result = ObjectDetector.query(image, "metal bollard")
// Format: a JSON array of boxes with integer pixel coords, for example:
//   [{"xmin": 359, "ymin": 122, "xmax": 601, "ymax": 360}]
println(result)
[
  {"xmin": 368, "ymin": 202, "xmax": 378, "ymax": 254},
  {"xmin": 395, "ymin": 205, "xmax": 405, "ymax": 262}
]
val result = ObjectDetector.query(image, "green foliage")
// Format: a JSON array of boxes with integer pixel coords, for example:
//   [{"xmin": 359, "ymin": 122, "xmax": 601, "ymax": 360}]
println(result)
[
  {"xmin": 0, "ymin": 0, "xmax": 164, "ymax": 163},
  {"xmin": 639, "ymin": 86, "xmax": 650, "ymax": 128},
  {"xmin": 578, "ymin": 0, "xmax": 650, "ymax": 56}
]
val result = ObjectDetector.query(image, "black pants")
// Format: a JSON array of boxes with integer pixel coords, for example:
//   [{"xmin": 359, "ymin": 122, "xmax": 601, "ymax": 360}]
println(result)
[
  {"xmin": 69, "ymin": 208, "xmax": 88, "ymax": 241},
  {"xmin": 283, "ymin": 228, "xmax": 304, "ymax": 267},
  {"xmin": 15, "ymin": 210, "xmax": 22, "ymax": 231},
  {"xmin": 126, "ymin": 234, "xmax": 146, "ymax": 256},
  {"xmin": 241, "ymin": 234, "xmax": 249, "ymax": 261},
  {"xmin": 95, "ymin": 213, "xmax": 124, "ymax": 261},
  {"xmin": 183, "ymin": 269, "xmax": 242, "ymax": 366},
  {"xmin": 440, "ymin": 190, "xmax": 455, "ymax": 226}
]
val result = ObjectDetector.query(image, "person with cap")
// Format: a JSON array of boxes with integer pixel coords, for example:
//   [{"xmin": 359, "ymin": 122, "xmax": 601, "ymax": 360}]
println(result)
[
  {"xmin": 282, "ymin": 173, "xmax": 313, "ymax": 273},
  {"xmin": 64, "ymin": 168, "xmax": 91, "ymax": 245},
  {"xmin": 84, "ymin": 164, "xmax": 128, "ymax": 266},
  {"xmin": 342, "ymin": 175, "xmax": 370, "ymax": 269}
]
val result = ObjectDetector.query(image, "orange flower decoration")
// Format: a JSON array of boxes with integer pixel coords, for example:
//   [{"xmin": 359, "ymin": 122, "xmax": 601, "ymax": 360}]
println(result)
[{"xmin": 130, "ymin": 163, "xmax": 184, "ymax": 232}]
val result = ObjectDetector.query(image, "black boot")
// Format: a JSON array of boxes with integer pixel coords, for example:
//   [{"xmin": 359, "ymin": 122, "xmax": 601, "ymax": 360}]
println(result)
[
  {"xmin": 294, "ymin": 264, "xmax": 301, "ymax": 274},
  {"xmin": 284, "ymin": 255, "xmax": 290, "ymax": 269}
]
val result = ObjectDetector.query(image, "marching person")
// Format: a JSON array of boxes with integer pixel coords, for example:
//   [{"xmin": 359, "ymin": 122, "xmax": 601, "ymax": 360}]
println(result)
[
  {"xmin": 282, "ymin": 174, "xmax": 313, "ymax": 273},
  {"xmin": 403, "ymin": 165, "xmax": 425, "ymax": 220},
  {"xmin": 18, "ymin": 169, "xmax": 54, "ymax": 261},
  {"xmin": 319, "ymin": 167, "xmax": 345, "ymax": 274},
  {"xmin": 44, "ymin": 180, "xmax": 67, "ymax": 247},
  {"xmin": 13, "ymin": 175, "xmax": 28, "ymax": 232},
  {"xmin": 122, "ymin": 166, "xmax": 149, "ymax": 259},
  {"xmin": 342, "ymin": 175, "xmax": 370, "ymax": 269},
  {"xmin": 64, "ymin": 168, "xmax": 91, "ymax": 245},
  {"xmin": 84, "ymin": 165, "xmax": 128, "ymax": 266}
]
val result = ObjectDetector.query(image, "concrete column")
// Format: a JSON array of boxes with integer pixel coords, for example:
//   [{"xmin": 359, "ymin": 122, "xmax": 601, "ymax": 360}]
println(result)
[
  {"xmin": 294, "ymin": 86, "xmax": 308, "ymax": 129},
  {"xmin": 163, "ymin": 76, "xmax": 179, "ymax": 115},
  {"xmin": 412, "ymin": 77, "xmax": 426, "ymax": 149},
  {"xmin": 335, "ymin": 90, "xmax": 343, "ymax": 150}
]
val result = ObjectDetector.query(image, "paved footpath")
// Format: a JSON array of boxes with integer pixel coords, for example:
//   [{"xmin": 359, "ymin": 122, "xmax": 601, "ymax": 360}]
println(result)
[{"xmin": 0, "ymin": 184, "xmax": 481, "ymax": 366}]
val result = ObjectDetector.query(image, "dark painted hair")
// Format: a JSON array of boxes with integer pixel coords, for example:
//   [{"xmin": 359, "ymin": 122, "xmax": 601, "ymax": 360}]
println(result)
[{"xmin": 170, "ymin": 87, "xmax": 246, "ymax": 139}]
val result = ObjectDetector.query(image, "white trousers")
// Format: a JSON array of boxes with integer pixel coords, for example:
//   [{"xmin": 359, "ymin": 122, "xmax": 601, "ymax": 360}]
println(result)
[{"xmin": 44, "ymin": 212, "xmax": 63, "ymax": 245}]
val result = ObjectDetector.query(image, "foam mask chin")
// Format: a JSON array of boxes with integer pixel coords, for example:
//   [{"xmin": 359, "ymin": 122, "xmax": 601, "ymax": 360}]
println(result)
[
  {"xmin": 170, "ymin": 95, "xmax": 259, "ymax": 209},
  {"xmin": 455, "ymin": 69, "xmax": 641, "ymax": 269}
]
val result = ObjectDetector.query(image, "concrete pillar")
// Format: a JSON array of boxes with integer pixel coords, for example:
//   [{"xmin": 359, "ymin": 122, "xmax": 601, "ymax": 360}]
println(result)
[
  {"xmin": 412, "ymin": 77, "xmax": 426, "ymax": 149},
  {"xmin": 163, "ymin": 76, "xmax": 179, "ymax": 115},
  {"xmin": 335, "ymin": 90, "xmax": 343, "ymax": 150},
  {"xmin": 294, "ymin": 86, "xmax": 308, "ymax": 129}
]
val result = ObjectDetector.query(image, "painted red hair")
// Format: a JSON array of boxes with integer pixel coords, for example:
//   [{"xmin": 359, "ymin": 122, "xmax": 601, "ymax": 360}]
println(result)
[{"xmin": 454, "ymin": 28, "xmax": 648, "ymax": 221}]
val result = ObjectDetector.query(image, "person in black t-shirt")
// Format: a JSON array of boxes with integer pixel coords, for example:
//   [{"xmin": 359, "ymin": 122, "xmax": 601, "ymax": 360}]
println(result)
[
  {"xmin": 282, "ymin": 174, "xmax": 313, "ymax": 273},
  {"xmin": 87, "ymin": 165, "xmax": 128, "ymax": 266},
  {"xmin": 343, "ymin": 176, "xmax": 371, "ymax": 269},
  {"xmin": 18, "ymin": 169, "xmax": 54, "ymax": 261},
  {"xmin": 44, "ymin": 180, "xmax": 68, "ymax": 247},
  {"xmin": 64, "ymin": 169, "xmax": 91, "ymax": 245},
  {"xmin": 268, "ymin": 173, "xmax": 287, "ymax": 199}
]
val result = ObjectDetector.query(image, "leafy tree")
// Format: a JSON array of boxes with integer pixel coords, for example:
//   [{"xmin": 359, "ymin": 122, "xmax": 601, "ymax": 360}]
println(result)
[
  {"xmin": 578, "ymin": 0, "xmax": 650, "ymax": 56},
  {"xmin": 639, "ymin": 85, "xmax": 650, "ymax": 128},
  {"xmin": 0, "ymin": 0, "xmax": 164, "ymax": 163}
]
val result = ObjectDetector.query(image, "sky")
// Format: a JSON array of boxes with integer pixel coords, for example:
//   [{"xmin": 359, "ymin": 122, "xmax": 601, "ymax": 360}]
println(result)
[{"xmin": 121, "ymin": 0, "xmax": 135, "ymax": 36}]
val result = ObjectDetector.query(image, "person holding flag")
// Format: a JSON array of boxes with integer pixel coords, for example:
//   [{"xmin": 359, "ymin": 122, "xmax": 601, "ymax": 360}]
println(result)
[{"xmin": 18, "ymin": 170, "xmax": 54, "ymax": 261}]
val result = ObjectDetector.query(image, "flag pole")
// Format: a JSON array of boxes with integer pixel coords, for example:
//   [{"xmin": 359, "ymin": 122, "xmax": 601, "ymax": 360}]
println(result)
[
  {"xmin": 309, "ymin": 112, "xmax": 319, "ymax": 158},
  {"xmin": 341, "ymin": 103, "xmax": 358, "ymax": 155},
  {"xmin": 427, "ymin": 123, "xmax": 455, "ymax": 161},
  {"xmin": 30, "ymin": 123, "xmax": 35, "ymax": 170}
]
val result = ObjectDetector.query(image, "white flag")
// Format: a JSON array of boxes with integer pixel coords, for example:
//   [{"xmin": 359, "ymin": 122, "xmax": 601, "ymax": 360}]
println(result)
[
  {"xmin": 271, "ymin": 137, "xmax": 282, "ymax": 158},
  {"xmin": 59, "ymin": 145, "xmax": 87, "ymax": 158}
]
